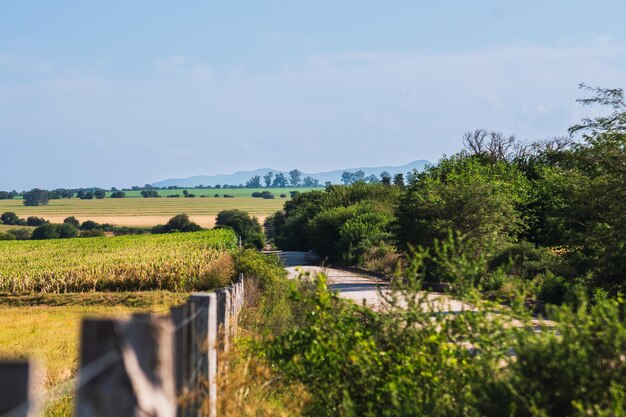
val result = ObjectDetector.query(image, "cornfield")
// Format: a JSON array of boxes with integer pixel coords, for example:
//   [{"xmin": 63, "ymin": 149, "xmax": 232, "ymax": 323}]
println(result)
[{"xmin": 0, "ymin": 230, "xmax": 238, "ymax": 293}]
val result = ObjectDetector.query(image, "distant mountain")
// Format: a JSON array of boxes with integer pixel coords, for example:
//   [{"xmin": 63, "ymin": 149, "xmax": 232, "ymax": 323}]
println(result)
[{"xmin": 151, "ymin": 160, "xmax": 431, "ymax": 188}]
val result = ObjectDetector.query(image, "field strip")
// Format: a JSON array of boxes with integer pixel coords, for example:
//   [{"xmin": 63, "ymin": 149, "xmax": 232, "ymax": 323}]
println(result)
[{"xmin": 2, "ymin": 215, "xmax": 268, "ymax": 228}]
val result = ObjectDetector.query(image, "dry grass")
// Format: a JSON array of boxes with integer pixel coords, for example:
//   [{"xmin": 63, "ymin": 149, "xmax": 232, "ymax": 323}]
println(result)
[
  {"xmin": 0, "ymin": 197, "xmax": 282, "ymax": 227},
  {"xmin": 218, "ymin": 347, "xmax": 309, "ymax": 417},
  {"xmin": 0, "ymin": 291, "xmax": 188, "ymax": 416}
]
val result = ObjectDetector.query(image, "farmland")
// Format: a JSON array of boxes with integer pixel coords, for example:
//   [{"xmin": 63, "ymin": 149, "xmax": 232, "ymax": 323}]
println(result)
[
  {"xmin": 0, "ymin": 229, "xmax": 238, "ymax": 293},
  {"xmin": 105, "ymin": 187, "xmax": 318, "ymax": 198},
  {"xmin": 0, "ymin": 192, "xmax": 293, "ymax": 227}
]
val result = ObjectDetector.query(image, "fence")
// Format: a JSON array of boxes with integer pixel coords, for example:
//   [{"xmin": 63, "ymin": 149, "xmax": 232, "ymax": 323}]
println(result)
[{"xmin": 0, "ymin": 274, "xmax": 245, "ymax": 417}]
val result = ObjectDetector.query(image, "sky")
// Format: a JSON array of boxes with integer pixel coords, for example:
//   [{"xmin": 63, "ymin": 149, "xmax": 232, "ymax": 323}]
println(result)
[{"xmin": 1, "ymin": 0, "xmax": 626, "ymax": 190}]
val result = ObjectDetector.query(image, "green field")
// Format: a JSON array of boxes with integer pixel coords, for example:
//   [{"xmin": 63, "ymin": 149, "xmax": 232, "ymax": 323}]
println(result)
[
  {"xmin": 0, "ymin": 229, "xmax": 237, "ymax": 293},
  {"xmin": 107, "ymin": 187, "xmax": 318, "ymax": 198}
]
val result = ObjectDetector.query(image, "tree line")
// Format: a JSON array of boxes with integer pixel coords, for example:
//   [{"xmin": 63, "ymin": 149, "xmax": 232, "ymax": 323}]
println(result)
[{"xmin": 266, "ymin": 85, "xmax": 626, "ymax": 301}]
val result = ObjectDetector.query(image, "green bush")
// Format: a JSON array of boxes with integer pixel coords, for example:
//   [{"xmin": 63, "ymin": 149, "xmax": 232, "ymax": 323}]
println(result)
[
  {"xmin": 536, "ymin": 272, "xmax": 569, "ymax": 305},
  {"xmin": 7, "ymin": 229, "xmax": 30, "ymax": 240},
  {"xmin": 0, "ymin": 232, "xmax": 16, "ymax": 241},
  {"xmin": 215, "ymin": 209, "xmax": 264, "ymax": 249},
  {"xmin": 152, "ymin": 214, "xmax": 202, "ymax": 234},
  {"xmin": 31, "ymin": 224, "xmax": 60, "ymax": 240}
]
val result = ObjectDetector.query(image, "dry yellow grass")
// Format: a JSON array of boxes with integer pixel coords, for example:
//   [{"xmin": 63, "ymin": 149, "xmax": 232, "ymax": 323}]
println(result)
[
  {"xmin": 0, "ymin": 197, "xmax": 282, "ymax": 227},
  {"xmin": 0, "ymin": 292, "xmax": 188, "ymax": 416}
]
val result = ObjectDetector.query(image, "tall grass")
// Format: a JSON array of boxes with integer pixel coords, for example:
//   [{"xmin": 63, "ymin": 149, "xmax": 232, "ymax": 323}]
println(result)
[{"xmin": 0, "ymin": 230, "xmax": 238, "ymax": 293}]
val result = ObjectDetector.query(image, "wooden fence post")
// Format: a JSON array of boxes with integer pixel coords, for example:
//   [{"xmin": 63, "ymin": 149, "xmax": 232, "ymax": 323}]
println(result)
[
  {"xmin": 216, "ymin": 289, "xmax": 231, "ymax": 353},
  {"xmin": 76, "ymin": 314, "xmax": 175, "ymax": 417},
  {"xmin": 0, "ymin": 360, "xmax": 40, "ymax": 417},
  {"xmin": 171, "ymin": 303, "xmax": 193, "ymax": 417},
  {"xmin": 188, "ymin": 293, "xmax": 217, "ymax": 417}
]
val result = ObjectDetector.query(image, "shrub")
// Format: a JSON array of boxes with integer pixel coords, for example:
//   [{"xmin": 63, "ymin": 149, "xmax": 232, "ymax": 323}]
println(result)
[
  {"xmin": 63, "ymin": 216, "xmax": 80, "ymax": 227},
  {"xmin": 26, "ymin": 216, "xmax": 48, "ymax": 227},
  {"xmin": 280, "ymin": 194, "xmax": 287, "ymax": 198},
  {"xmin": 536, "ymin": 272, "xmax": 569, "ymax": 305},
  {"xmin": 57, "ymin": 223, "xmax": 79, "ymax": 238},
  {"xmin": 0, "ymin": 232, "xmax": 16, "ymax": 241},
  {"xmin": 80, "ymin": 220, "xmax": 99, "ymax": 231},
  {"xmin": 110, "ymin": 191, "xmax": 126, "ymax": 198},
  {"xmin": 7, "ymin": 229, "xmax": 31, "ymax": 240},
  {"xmin": 152, "ymin": 214, "xmax": 202, "ymax": 234},
  {"xmin": 1, "ymin": 212, "xmax": 23, "ymax": 226},
  {"xmin": 215, "ymin": 209, "xmax": 264, "ymax": 249},
  {"xmin": 31, "ymin": 224, "xmax": 60, "ymax": 240}
]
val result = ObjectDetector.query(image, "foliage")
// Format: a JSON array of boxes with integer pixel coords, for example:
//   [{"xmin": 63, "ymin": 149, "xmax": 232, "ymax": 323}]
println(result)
[
  {"xmin": 23, "ymin": 188, "xmax": 50, "ymax": 206},
  {"xmin": 395, "ymin": 155, "xmax": 530, "ymax": 253},
  {"xmin": 265, "ymin": 238, "xmax": 626, "ymax": 417},
  {"xmin": 152, "ymin": 213, "xmax": 202, "ymax": 234},
  {"xmin": 289, "ymin": 169, "xmax": 303, "ymax": 187},
  {"xmin": 1, "ymin": 212, "xmax": 25, "ymax": 226},
  {"xmin": 215, "ymin": 209, "xmax": 265, "ymax": 249},
  {"xmin": 267, "ymin": 183, "xmax": 400, "ymax": 264},
  {"xmin": 26, "ymin": 216, "xmax": 48, "ymax": 227}
]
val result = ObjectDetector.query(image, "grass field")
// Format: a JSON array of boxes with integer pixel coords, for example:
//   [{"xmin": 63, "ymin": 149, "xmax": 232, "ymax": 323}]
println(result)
[
  {"xmin": 0, "ymin": 292, "xmax": 188, "ymax": 415},
  {"xmin": 0, "ymin": 191, "xmax": 298, "ymax": 227},
  {"xmin": 0, "ymin": 229, "xmax": 237, "ymax": 293}
]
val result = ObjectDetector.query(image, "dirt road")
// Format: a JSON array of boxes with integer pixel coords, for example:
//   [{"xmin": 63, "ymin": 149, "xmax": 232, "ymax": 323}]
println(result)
[{"xmin": 277, "ymin": 251, "xmax": 469, "ymax": 312}]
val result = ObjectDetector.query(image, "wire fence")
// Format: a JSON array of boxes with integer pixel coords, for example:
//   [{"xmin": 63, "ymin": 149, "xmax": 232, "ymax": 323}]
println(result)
[{"xmin": 0, "ymin": 274, "xmax": 245, "ymax": 417}]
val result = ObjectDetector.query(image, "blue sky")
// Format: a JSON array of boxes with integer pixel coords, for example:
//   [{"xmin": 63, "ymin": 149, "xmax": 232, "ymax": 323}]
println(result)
[{"xmin": 1, "ymin": 0, "xmax": 625, "ymax": 189}]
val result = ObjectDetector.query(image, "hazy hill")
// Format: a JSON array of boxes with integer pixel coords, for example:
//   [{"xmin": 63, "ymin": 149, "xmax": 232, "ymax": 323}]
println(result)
[{"xmin": 151, "ymin": 160, "xmax": 430, "ymax": 188}]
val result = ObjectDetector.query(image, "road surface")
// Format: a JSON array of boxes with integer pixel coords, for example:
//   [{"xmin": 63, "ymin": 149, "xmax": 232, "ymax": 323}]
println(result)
[{"xmin": 276, "ymin": 251, "xmax": 472, "ymax": 313}]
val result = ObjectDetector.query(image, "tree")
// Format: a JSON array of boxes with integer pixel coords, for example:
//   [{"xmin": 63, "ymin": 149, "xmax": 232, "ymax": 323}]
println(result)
[
  {"xmin": 272, "ymin": 173, "xmax": 289, "ymax": 188},
  {"xmin": 303, "ymin": 176, "xmax": 320, "ymax": 187},
  {"xmin": 57, "ymin": 223, "xmax": 79, "ymax": 238},
  {"xmin": 64, "ymin": 216, "xmax": 80, "ymax": 227},
  {"xmin": 26, "ymin": 216, "xmax": 48, "ymax": 227},
  {"xmin": 289, "ymin": 169, "xmax": 303, "ymax": 187},
  {"xmin": 23, "ymin": 188, "xmax": 50, "ymax": 206},
  {"xmin": 462, "ymin": 129, "xmax": 524, "ymax": 164},
  {"xmin": 341, "ymin": 171, "xmax": 365, "ymax": 185},
  {"xmin": 110, "ymin": 191, "xmax": 126, "ymax": 198},
  {"xmin": 380, "ymin": 171, "xmax": 391, "ymax": 181},
  {"xmin": 94, "ymin": 189, "xmax": 106, "ymax": 199},
  {"xmin": 152, "ymin": 214, "xmax": 202, "ymax": 233},
  {"xmin": 215, "ymin": 209, "xmax": 264, "ymax": 249},
  {"xmin": 140, "ymin": 190, "xmax": 159, "ymax": 198},
  {"xmin": 395, "ymin": 155, "xmax": 529, "ymax": 252},
  {"xmin": 393, "ymin": 173, "xmax": 405, "ymax": 188},
  {"xmin": 263, "ymin": 172, "xmax": 274, "ymax": 188},
  {"xmin": 1, "ymin": 212, "xmax": 22, "ymax": 225},
  {"xmin": 31, "ymin": 224, "xmax": 60, "ymax": 240},
  {"xmin": 246, "ymin": 175, "xmax": 262, "ymax": 188},
  {"xmin": 365, "ymin": 174, "xmax": 380, "ymax": 184}
]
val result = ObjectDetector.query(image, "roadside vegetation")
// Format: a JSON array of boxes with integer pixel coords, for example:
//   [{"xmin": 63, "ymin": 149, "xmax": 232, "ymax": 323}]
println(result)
[{"xmin": 267, "ymin": 85, "xmax": 626, "ymax": 303}]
